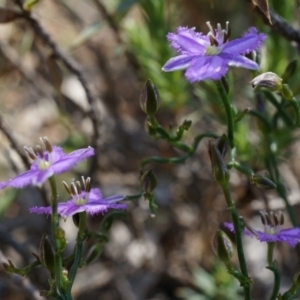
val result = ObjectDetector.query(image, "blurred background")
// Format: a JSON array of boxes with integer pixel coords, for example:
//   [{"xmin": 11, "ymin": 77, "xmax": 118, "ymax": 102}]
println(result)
[{"xmin": 0, "ymin": 0, "xmax": 300, "ymax": 299}]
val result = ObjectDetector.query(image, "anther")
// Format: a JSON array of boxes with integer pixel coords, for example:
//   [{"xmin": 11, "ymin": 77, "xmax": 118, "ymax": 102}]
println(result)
[
  {"xmin": 206, "ymin": 21, "xmax": 215, "ymax": 37},
  {"xmin": 70, "ymin": 182, "xmax": 77, "ymax": 196},
  {"xmin": 85, "ymin": 177, "xmax": 91, "ymax": 193},
  {"xmin": 260, "ymin": 211, "xmax": 267, "ymax": 225},
  {"xmin": 265, "ymin": 212, "xmax": 272, "ymax": 226},
  {"xmin": 76, "ymin": 181, "xmax": 82, "ymax": 195},
  {"xmin": 62, "ymin": 181, "xmax": 71, "ymax": 195},
  {"xmin": 271, "ymin": 212, "xmax": 279, "ymax": 226},
  {"xmin": 279, "ymin": 211, "xmax": 284, "ymax": 225},
  {"xmin": 217, "ymin": 23, "xmax": 222, "ymax": 38},
  {"xmin": 226, "ymin": 21, "xmax": 231, "ymax": 39},
  {"xmin": 35, "ymin": 145, "xmax": 44, "ymax": 158},
  {"xmin": 24, "ymin": 146, "xmax": 37, "ymax": 160},
  {"xmin": 41, "ymin": 137, "xmax": 52, "ymax": 153},
  {"xmin": 208, "ymin": 35, "xmax": 218, "ymax": 46}
]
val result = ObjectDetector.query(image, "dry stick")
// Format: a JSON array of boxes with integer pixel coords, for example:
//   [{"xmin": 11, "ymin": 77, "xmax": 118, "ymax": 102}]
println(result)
[
  {"xmin": 0, "ymin": 114, "xmax": 30, "ymax": 169},
  {"xmin": 254, "ymin": 6, "xmax": 300, "ymax": 45},
  {"xmin": 15, "ymin": 2, "xmax": 101, "ymax": 175}
]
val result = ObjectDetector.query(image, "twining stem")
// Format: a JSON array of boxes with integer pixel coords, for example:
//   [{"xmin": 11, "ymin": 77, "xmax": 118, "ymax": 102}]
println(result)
[
  {"xmin": 68, "ymin": 212, "xmax": 87, "ymax": 291},
  {"xmin": 221, "ymin": 185, "xmax": 251, "ymax": 300},
  {"xmin": 215, "ymin": 80, "xmax": 235, "ymax": 151}
]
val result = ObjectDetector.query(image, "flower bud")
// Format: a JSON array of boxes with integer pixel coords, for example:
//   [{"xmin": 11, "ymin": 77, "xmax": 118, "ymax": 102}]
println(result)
[
  {"xmin": 209, "ymin": 137, "xmax": 230, "ymax": 186},
  {"xmin": 140, "ymin": 79, "xmax": 161, "ymax": 116},
  {"xmin": 140, "ymin": 169, "xmax": 157, "ymax": 193},
  {"xmin": 39, "ymin": 234, "xmax": 55, "ymax": 278},
  {"xmin": 250, "ymin": 174, "xmax": 277, "ymax": 189},
  {"xmin": 181, "ymin": 119, "xmax": 192, "ymax": 131},
  {"xmin": 213, "ymin": 230, "xmax": 233, "ymax": 265},
  {"xmin": 250, "ymin": 72, "xmax": 283, "ymax": 92}
]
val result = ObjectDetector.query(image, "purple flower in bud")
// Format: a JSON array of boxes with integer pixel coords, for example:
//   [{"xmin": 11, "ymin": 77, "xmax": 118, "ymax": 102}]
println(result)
[
  {"xmin": 29, "ymin": 177, "xmax": 126, "ymax": 218},
  {"xmin": 1, "ymin": 137, "xmax": 94, "ymax": 188},
  {"xmin": 162, "ymin": 22, "xmax": 266, "ymax": 82},
  {"xmin": 224, "ymin": 211, "xmax": 300, "ymax": 247}
]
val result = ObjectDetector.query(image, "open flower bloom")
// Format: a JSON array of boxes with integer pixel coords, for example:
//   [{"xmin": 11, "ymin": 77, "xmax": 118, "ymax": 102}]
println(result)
[
  {"xmin": 1, "ymin": 137, "xmax": 94, "ymax": 188},
  {"xmin": 223, "ymin": 211, "xmax": 300, "ymax": 247},
  {"xmin": 162, "ymin": 22, "xmax": 266, "ymax": 82},
  {"xmin": 29, "ymin": 177, "xmax": 126, "ymax": 217}
]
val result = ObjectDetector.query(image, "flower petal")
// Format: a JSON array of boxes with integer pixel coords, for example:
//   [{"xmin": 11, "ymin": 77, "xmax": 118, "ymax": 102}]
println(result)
[
  {"xmin": 50, "ymin": 147, "xmax": 94, "ymax": 174},
  {"xmin": 5, "ymin": 170, "xmax": 41, "ymax": 188},
  {"xmin": 162, "ymin": 54, "xmax": 196, "ymax": 72},
  {"xmin": 29, "ymin": 206, "xmax": 52, "ymax": 215},
  {"xmin": 185, "ymin": 56, "xmax": 228, "ymax": 82},
  {"xmin": 220, "ymin": 54, "xmax": 259, "ymax": 70},
  {"xmin": 167, "ymin": 27, "xmax": 209, "ymax": 54},
  {"xmin": 84, "ymin": 202, "xmax": 127, "ymax": 215},
  {"xmin": 222, "ymin": 27, "xmax": 266, "ymax": 55}
]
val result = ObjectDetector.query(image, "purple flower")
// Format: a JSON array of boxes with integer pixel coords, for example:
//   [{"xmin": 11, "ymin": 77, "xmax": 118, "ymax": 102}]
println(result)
[
  {"xmin": 1, "ymin": 137, "xmax": 94, "ymax": 188},
  {"xmin": 29, "ymin": 177, "xmax": 126, "ymax": 217},
  {"xmin": 223, "ymin": 211, "xmax": 300, "ymax": 247},
  {"xmin": 162, "ymin": 22, "xmax": 266, "ymax": 82}
]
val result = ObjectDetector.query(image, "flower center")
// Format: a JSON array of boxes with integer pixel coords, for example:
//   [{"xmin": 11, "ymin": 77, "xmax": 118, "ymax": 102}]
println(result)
[
  {"xmin": 24, "ymin": 137, "xmax": 53, "ymax": 171},
  {"xmin": 205, "ymin": 21, "xmax": 230, "ymax": 56},
  {"xmin": 63, "ymin": 177, "xmax": 91, "ymax": 206},
  {"xmin": 260, "ymin": 211, "xmax": 284, "ymax": 235},
  {"xmin": 205, "ymin": 45, "xmax": 222, "ymax": 56}
]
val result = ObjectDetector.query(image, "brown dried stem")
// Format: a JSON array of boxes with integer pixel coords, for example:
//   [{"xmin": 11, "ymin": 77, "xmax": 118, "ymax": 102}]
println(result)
[{"xmin": 14, "ymin": 0, "xmax": 101, "ymax": 173}]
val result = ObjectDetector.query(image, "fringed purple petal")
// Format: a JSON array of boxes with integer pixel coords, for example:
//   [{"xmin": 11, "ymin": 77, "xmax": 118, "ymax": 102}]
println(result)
[
  {"xmin": 88, "ymin": 188, "xmax": 103, "ymax": 201},
  {"xmin": 29, "ymin": 206, "xmax": 52, "ymax": 215},
  {"xmin": 222, "ymin": 27, "xmax": 266, "ymax": 55},
  {"xmin": 102, "ymin": 195, "xmax": 125, "ymax": 203},
  {"xmin": 84, "ymin": 202, "xmax": 127, "ymax": 215},
  {"xmin": 5, "ymin": 170, "xmax": 41, "ymax": 188},
  {"xmin": 167, "ymin": 27, "xmax": 209, "ymax": 54},
  {"xmin": 162, "ymin": 55, "xmax": 197, "ymax": 72},
  {"xmin": 50, "ymin": 147, "xmax": 94, "ymax": 174},
  {"xmin": 221, "ymin": 54, "xmax": 259, "ymax": 70},
  {"xmin": 185, "ymin": 56, "xmax": 228, "ymax": 82},
  {"xmin": 224, "ymin": 222, "xmax": 300, "ymax": 247},
  {"xmin": 65, "ymin": 147, "xmax": 94, "ymax": 160},
  {"xmin": 222, "ymin": 222, "xmax": 254, "ymax": 237}
]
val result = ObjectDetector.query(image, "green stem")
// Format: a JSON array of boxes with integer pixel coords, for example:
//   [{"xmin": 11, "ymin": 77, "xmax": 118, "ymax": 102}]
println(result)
[
  {"xmin": 215, "ymin": 80, "xmax": 235, "ymax": 151},
  {"xmin": 267, "ymin": 243, "xmax": 281, "ymax": 300},
  {"xmin": 140, "ymin": 132, "xmax": 218, "ymax": 170},
  {"xmin": 48, "ymin": 176, "xmax": 65, "ymax": 296},
  {"xmin": 68, "ymin": 212, "xmax": 87, "ymax": 291},
  {"xmin": 291, "ymin": 97, "xmax": 300, "ymax": 127},
  {"xmin": 264, "ymin": 135, "xmax": 297, "ymax": 227},
  {"xmin": 222, "ymin": 185, "xmax": 251, "ymax": 300},
  {"xmin": 267, "ymin": 242, "xmax": 275, "ymax": 266},
  {"xmin": 221, "ymin": 185, "xmax": 251, "ymax": 299},
  {"xmin": 263, "ymin": 90, "xmax": 293, "ymax": 127}
]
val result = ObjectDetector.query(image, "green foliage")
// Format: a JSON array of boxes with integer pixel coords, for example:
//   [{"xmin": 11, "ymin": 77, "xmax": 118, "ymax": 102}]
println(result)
[
  {"xmin": 121, "ymin": 0, "xmax": 189, "ymax": 106},
  {"xmin": 177, "ymin": 263, "xmax": 243, "ymax": 300}
]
